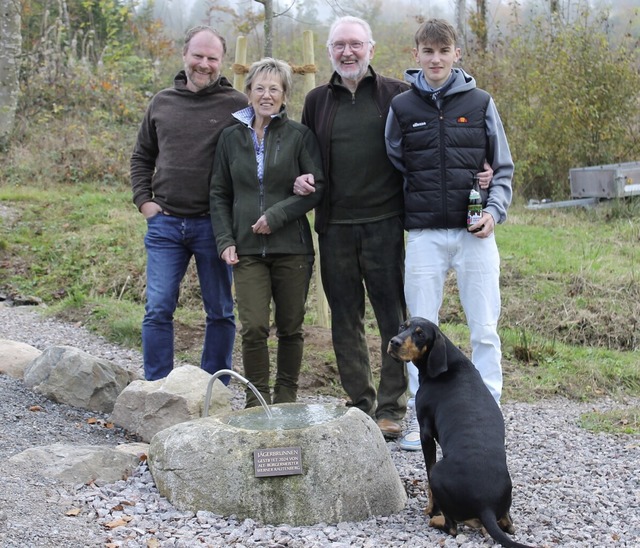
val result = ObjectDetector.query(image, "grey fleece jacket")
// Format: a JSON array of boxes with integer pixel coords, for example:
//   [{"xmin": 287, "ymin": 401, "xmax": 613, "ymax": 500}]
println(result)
[{"xmin": 385, "ymin": 67, "xmax": 513, "ymax": 225}]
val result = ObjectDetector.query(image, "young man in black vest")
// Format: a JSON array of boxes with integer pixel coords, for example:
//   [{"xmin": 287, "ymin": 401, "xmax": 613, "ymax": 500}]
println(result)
[{"xmin": 385, "ymin": 18, "xmax": 514, "ymax": 448}]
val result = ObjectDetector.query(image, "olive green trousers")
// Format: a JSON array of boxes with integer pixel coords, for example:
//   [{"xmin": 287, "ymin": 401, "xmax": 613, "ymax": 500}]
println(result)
[{"xmin": 233, "ymin": 254, "xmax": 313, "ymax": 408}]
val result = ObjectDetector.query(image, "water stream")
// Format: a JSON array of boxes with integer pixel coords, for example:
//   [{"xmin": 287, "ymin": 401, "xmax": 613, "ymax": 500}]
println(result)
[{"xmin": 202, "ymin": 369, "xmax": 273, "ymax": 419}]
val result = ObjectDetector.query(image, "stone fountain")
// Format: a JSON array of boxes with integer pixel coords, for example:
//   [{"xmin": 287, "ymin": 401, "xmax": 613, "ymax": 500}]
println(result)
[{"xmin": 147, "ymin": 370, "xmax": 407, "ymax": 526}]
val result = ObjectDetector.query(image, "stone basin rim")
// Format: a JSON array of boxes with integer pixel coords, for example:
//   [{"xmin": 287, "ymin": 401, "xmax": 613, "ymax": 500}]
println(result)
[{"xmin": 213, "ymin": 402, "xmax": 353, "ymax": 432}]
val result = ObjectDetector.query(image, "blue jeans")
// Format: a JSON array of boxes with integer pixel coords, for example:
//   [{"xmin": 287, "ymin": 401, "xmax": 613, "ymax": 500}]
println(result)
[{"xmin": 142, "ymin": 214, "xmax": 235, "ymax": 382}]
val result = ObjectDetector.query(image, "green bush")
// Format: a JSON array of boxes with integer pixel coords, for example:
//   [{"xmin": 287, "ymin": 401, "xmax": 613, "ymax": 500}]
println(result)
[
  {"xmin": 8, "ymin": 1, "xmax": 178, "ymax": 188},
  {"xmin": 465, "ymin": 8, "xmax": 640, "ymax": 200}
]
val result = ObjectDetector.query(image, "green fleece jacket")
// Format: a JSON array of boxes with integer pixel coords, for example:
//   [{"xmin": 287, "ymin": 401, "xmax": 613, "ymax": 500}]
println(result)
[{"xmin": 210, "ymin": 109, "xmax": 325, "ymax": 257}]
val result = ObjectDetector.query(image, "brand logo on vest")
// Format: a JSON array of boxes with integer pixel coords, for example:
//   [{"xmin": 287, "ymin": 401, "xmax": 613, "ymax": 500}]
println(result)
[
  {"xmin": 457, "ymin": 116, "xmax": 469, "ymax": 123},
  {"xmin": 412, "ymin": 122, "xmax": 427, "ymax": 128}
]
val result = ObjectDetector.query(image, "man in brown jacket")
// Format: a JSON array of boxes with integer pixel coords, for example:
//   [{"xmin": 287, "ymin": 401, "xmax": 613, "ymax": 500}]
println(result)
[{"xmin": 130, "ymin": 26, "xmax": 247, "ymax": 382}]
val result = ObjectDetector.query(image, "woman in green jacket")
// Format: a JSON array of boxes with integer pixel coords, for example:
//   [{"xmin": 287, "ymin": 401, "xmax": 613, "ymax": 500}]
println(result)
[{"xmin": 210, "ymin": 58, "xmax": 325, "ymax": 408}]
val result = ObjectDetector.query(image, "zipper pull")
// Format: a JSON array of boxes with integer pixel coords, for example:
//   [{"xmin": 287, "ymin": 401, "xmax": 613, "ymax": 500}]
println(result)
[{"xmin": 274, "ymin": 137, "xmax": 280, "ymax": 163}]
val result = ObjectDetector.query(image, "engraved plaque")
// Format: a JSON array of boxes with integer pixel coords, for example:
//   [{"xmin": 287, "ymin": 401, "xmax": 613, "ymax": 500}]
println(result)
[{"xmin": 254, "ymin": 446, "xmax": 303, "ymax": 477}]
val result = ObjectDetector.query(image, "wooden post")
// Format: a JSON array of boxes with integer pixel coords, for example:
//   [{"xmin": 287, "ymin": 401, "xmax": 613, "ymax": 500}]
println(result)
[
  {"xmin": 233, "ymin": 36, "xmax": 247, "ymax": 92},
  {"xmin": 302, "ymin": 31, "xmax": 329, "ymax": 329},
  {"xmin": 302, "ymin": 30, "xmax": 316, "ymax": 95}
]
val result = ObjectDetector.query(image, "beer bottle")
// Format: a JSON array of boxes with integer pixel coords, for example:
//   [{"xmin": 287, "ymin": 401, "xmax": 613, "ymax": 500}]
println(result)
[{"xmin": 467, "ymin": 177, "xmax": 483, "ymax": 232}]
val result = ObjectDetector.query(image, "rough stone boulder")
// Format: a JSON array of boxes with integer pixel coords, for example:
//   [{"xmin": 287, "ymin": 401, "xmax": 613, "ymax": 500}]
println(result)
[
  {"xmin": 6, "ymin": 442, "xmax": 148, "ymax": 486},
  {"xmin": 110, "ymin": 365, "xmax": 232, "ymax": 442},
  {"xmin": 148, "ymin": 403, "xmax": 407, "ymax": 526},
  {"xmin": 23, "ymin": 345, "xmax": 130, "ymax": 413},
  {"xmin": 0, "ymin": 338, "xmax": 42, "ymax": 379}
]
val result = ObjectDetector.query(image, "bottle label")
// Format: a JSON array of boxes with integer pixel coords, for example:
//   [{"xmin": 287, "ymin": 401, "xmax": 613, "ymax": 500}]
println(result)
[{"xmin": 467, "ymin": 205, "xmax": 482, "ymax": 228}]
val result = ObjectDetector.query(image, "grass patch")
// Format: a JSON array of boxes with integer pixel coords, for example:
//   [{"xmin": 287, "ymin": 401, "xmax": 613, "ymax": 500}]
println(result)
[
  {"xmin": 501, "ymin": 337, "xmax": 640, "ymax": 402},
  {"xmin": 0, "ymin": 184, "xmax": 147, "ymax": 303},
  {"xmin": 2, "ymin": 175, "xmax": 640, "ymax": 433},
  {"xmin": 430, "ymin": 322, "xmax": 640, "ymax": 404},
  {"xmin": 579, "ymin": 408, "xmax": 640, "ymax": 435}
]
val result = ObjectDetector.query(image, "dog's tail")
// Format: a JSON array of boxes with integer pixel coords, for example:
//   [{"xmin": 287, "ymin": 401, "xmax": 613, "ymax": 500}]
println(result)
[{"xmin": 479, "ymin": 509, "xmax": 537, "ymax": 548}]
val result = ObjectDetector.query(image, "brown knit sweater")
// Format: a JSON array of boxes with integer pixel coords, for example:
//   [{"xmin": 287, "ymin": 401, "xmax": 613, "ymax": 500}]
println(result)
[{"xmin": 130, "ymin": 71, "xmax": 247, "ymax": 217}]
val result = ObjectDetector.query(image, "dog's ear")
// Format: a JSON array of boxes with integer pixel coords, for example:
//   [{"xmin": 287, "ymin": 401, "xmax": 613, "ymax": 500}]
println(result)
[{"xmin": 426, "ymin": 327, "xmax": 449, "ymax": 378}]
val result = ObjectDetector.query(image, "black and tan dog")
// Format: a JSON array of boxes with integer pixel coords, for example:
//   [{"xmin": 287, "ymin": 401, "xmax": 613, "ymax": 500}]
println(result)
[{"xmin": 388, "ymin": 317, "xmax": 535, "ymax": 548}]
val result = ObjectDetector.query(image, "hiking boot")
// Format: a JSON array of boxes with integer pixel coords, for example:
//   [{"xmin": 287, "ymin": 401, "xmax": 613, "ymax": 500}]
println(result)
[{"xmin": 376, "ymin": 418, "xmax": 402, "ymax": 439}]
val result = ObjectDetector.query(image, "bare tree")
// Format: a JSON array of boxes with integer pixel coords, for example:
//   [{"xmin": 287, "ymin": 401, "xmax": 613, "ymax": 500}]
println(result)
[
  {"xmin": 254, "ymin": 0, "xmax": 297, "ymax": 58},
  {"xmin": 455, "ymin": 0, "xmax": 466, "ymax": 43},
  {"xmin": 0, "ymin": 0, "xmax": 21, "ymax": 148},
  {"xmin": 469, "ymin": 0, "xmax": 487, "ymax": 52},
  {"xmin": 254, "ymin": 0, "xmax": 274, "ymax": 57},
  {"xmin": 550, "ymin": 0, "xmax": 560, "ymax": 14}
]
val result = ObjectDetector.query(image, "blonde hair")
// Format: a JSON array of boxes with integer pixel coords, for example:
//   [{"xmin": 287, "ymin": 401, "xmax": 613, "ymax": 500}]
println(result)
[{"xmin": 245, "ymin": 58, "xmax": 293, "ymax": 98}]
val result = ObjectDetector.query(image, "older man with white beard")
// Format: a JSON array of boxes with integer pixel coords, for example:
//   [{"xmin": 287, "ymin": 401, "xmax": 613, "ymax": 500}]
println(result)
[{"xmin": 299, "ymin": 16, "xmax": 410, "ymax": 439}]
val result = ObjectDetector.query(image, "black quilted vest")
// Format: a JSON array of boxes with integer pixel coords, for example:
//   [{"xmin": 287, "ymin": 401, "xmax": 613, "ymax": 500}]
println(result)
[{"xmin": 391, "ymin": 86, "xmax": 490, "ymax": 229}]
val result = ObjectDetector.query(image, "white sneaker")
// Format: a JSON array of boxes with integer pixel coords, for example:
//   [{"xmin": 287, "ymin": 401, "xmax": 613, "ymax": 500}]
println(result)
[{"xmin": 398, "ymin": 417, "xmax": 421, "ymax": 451}]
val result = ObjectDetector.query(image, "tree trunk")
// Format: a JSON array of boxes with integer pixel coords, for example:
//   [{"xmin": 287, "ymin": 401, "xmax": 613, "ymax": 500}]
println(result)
[
  {"xmin": 0, "ymin": 0, "xmax": 22, "ymax": 148},
  {"xmin": 475, "ymin": 0, "xmax": 487, "ymax": 52},
  {"xmin": 455, "ymin": 0, "xmax": 466, "ymax": 44},
  {"xmin": 255, "ymin": 0, "xmax": 273, "ymax": 58}
]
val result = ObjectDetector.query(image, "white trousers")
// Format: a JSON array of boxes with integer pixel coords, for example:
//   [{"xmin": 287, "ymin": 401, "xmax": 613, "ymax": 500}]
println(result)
[{"xmin": 404, "ymin": 228, "xmax": 503, "ymax": 403}]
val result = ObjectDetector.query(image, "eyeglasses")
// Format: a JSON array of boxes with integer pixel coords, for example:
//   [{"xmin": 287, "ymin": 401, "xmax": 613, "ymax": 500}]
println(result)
[
  {"xmin": 252, "ymin": 86, "xmax": 284, "ymax": 97},
  {"xmin": 329, "ymin": 41, "xmax": 369, "ymax": 53}
]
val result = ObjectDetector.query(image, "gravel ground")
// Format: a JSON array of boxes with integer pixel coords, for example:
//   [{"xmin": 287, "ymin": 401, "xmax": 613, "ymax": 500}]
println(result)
[{"xmin": 1, "ymin": 304, "xmax": 639, "ymax": 547}]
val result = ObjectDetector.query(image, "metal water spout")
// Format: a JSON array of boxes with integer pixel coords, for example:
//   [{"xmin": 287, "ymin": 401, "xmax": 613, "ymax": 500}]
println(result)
[{"xmin": 203, "ymin": 368, "xmax": 273, "ymax": 419}]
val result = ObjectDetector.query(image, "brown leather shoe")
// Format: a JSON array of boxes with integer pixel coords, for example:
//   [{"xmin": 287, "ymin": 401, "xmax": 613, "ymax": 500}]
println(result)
[{"xmin": 376, "ymin": 418, "xmax": 402, "ymax": 439}]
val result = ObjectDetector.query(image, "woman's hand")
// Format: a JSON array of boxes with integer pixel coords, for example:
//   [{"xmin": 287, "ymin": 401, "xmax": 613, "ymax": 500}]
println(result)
[
  {"xmin": 251, "ymin": 215, "xmax": 271, "ymax": 234},
  {"xmin": 221, "ymin": 246, "xmax": 239, "ymax": 265}
]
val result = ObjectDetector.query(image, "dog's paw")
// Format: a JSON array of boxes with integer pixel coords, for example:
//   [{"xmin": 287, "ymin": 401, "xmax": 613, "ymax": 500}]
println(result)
[
  {"xmin": 498, "ymin": 512, "xmax": 516, "ymax": 534},
  {"xmin": 463, "ymin": 518, "xmax": 483, "ymax": 530},
  {"xmin": 426, "ymin": 505, "xmax": 441, "ymax": 517},
  {"xmin": 425, "ymin": 492, "xmax": 439, "ymax": 517},
  {"xmin": 429, "ymin": 514, "xmax": 458, "ymax": 537}
]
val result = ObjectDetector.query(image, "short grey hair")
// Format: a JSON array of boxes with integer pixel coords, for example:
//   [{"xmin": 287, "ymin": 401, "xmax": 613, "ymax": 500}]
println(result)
[
  {"xmin": 245, "ymin": 57, "xmax": 293, "ymax": 98},
  {"xmin": 326, "ymin": 16, "xmax": 376, "ymax": 48},
  {"xmin": 183, "ymin": 26, "xmax": 227, "ymax": 56}
]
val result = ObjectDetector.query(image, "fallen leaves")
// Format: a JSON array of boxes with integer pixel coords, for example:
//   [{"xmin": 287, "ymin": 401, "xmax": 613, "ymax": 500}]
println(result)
[
  {"xmin": 104, "ymin": 515, "xmax": 133, "ymax": 529},
  {"xmin": 87, "ymin": 417, "xmax": 114, "ymax": 428},
  {"xmin": 110, "ymin": 501, "xmax": 134, "ymax": 512}
]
